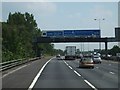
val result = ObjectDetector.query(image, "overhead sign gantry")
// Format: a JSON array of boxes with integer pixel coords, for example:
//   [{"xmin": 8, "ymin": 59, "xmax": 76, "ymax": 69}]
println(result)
[
  {"xmin": 42, "ymin": 29, "xmax": 101, "ymax": 38},
  {"xmin": 33, "ymin": 29, "xmax": 118, "ymax": 57}
]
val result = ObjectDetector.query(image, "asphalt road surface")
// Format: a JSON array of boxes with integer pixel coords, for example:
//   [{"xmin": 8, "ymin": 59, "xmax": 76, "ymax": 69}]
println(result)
[{"xmin": 2, "ymin": 57, "xmax": 119, "ymax": 90}]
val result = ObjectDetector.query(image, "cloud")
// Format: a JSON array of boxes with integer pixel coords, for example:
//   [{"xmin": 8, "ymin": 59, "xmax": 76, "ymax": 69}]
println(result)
[
  {"xmin": 3, "ymin": 2, "xmax": 57, "ymax": 16},
  {"xmin": 89, "ymin": 5, "xmax": 113, "ymax": 19},
  {"xmin": 86, "ymin": 5, "xmax": 117, "ymax": 37},
  {"xmin": 68, "ymin": 12, "xmax": 82, "ymax": 18},
  {"xmin": 2, "ymin": 2, "xmax": 57, "ymax": 22},
  {"xmin": 26, "ymin": 2, "xmax": 57, "ymax": 15}
]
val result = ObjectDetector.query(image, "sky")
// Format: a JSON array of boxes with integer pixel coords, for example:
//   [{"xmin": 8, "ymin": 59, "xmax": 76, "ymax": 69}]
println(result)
[{"xmin": 1, "ymin": 1, "xmax": 119, "ymax": 51}]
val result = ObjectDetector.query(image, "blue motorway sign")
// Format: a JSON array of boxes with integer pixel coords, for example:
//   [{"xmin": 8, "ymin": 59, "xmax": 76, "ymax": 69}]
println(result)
[
  {"xmin": 64, "ymin": 30, "xmax": 100, "ymax": 37},
  {"xmin": 47, "ymin": 31, "xmax": 63, "ymax": 37},
  {"xmin": 74, "ymin": 30, "xmax": 100, "ymax": 37},
  {"xmin": 43, "ymin": 29, "xmax": 101, "ymax": 38},
  {"xmin": 64, "ymin": 30, "xmax": 75, "ymax": 36}
]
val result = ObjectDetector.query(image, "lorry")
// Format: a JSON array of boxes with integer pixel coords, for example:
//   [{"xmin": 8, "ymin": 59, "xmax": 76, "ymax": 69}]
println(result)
[{"xmin": 65, "ymin": 46, "xmax": 76, "ymax": 60}]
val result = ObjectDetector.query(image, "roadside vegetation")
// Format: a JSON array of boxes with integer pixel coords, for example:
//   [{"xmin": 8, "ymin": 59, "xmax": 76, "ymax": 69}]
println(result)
[
  {"xmin": 2, "ymin": 12, "xmax": 63, "ymax": 62},
  {"xmin": 101, "ymin": 45, "xmax": 120, "ymax": 56}
]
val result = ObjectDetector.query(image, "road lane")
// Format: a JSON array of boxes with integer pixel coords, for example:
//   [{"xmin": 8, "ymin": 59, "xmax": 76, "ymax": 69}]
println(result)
[
  {"xmin": 99, "ymin": 60, "xmax": 119, "ymax": 73},
  {"xmin": 2, "ymin": 57, "xmax": 52, "ymax": 89},
  {"xmin": 65, "ymin": 59, "xmax": 119, "ymax": 89},
  {"xmin": 2, "ymin": 57, "xmax": 119, "ymax": 89},
  {"xmin": 69, "ymin": 59, "xmax": 118, "ymax": 75},
  {"xmin": 33, "ymin": 58, "xmax": 93, "ymax": 89}
]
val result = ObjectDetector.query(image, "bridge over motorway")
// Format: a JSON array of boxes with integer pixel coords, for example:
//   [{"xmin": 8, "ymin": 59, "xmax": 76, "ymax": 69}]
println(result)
[
  {"xmin": 35, "ymin": 37, "xmax": 116, "ymax": 43},
  {"xmin": 33, "ymin": 37, "xmax": 117, "ymax": 57},
  {"xmin": 33, "ymin": 27, "xmax": 120, "ymax": 57}
]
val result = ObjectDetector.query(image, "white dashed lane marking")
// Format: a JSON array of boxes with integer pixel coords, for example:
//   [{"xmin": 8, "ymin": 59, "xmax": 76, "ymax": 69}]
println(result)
[
  {"xmin": 63, "ymin": 60, "xmax": 98, "ymax": 90},
  {"xmin": 84, "ymin": 80, "xmax": 98, "ymax": 90},
  {"xmin": 96, "ymin": 67, "xmax": 99, "ymax": 69},
  {"xmin": 63, "ymin": 60, "xmax": 69, "ymax": 66},
  {"xmin": 109, "ymin": 71, "xmax": 115, "ymax": 75},
  {"xmin": 68, "ymin": 66, "xmax": 73, "ymax": 70},
  {"xmin": 66, "ymin": 63, "xmax": 69, "ymax": 66},
  {"xmin": 73, "ymin": 70, "xmax": 81, "ymax": 77}
]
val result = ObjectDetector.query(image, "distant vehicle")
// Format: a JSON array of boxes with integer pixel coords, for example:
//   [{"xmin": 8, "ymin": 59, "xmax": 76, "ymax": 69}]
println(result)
[
  {"xmin": 116, "ymin": 53, "xmax": 120, "ymax": 60},
  {"xmin": 56, "ymin": 54, "xmax": 61, "ymax": 60},
  {"xmin": 60, "ymin": 56, "xmax": 65, "ymax": 60},
  {"xmin": 107, "ymin": 54, "xmax": 112, "ymax": 57},
  {"xmin": 92, "ymin": 55, "xmax": 102, "ymax": 64},
  {"xmin": 65, "ymin": 46, "xmax": 76, "ymax": 60},
  {"xmin": 116, "ymin": 53, "xmax": 120, "ymax": 57},
  {"xmin": 93, "ymin": 52, "xmax": 97, "ymax": 55},
  {"xmin": 42, "ymin": 29, "xmax": 101, "ymax": 38},
  {"xmin": 79, "ymin": 57, "xmax": 94, "ymax": 68}
]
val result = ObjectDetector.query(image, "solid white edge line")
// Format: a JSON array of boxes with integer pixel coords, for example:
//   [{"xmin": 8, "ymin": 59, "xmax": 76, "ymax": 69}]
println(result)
[
  {"xmin": 28, "ymin": 57, "xmax": 53, "ymax": 90},
  {"xmin": 84, "ymin": 80, "xmax": 97, "ymax": 90},
  {"xmin": 73, "ymin": 70, "xmax": 81, "ymax": 76}
]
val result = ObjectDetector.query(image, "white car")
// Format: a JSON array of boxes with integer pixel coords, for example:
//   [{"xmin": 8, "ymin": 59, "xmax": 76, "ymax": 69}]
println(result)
[
  {"xmin": 56, "ymin": 54, "xmax": 61, "ymax": 60},
  {"xmin": 93, "ymin": 55, "xmax": 102, "ymax": 64}
]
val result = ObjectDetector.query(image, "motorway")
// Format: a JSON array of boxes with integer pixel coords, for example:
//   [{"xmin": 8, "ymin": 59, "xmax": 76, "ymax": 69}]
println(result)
[{"xmin": 2, "ymin": 57, "xmax": 119, "ymax": 90}]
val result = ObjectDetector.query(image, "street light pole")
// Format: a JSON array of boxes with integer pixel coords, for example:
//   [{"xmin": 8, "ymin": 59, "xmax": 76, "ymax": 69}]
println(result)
[{"xmin": 94, "ymin": 18, "xmax": 105, "ymax": 53}]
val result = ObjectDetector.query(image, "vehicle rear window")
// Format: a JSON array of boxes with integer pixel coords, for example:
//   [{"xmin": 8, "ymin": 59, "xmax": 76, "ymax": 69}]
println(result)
[
  {"xmin": 82, "ymin": 58, "xmax": 92, "ymax": 61},
  {"xmin": 94, "ymin": 56, "xmax": 99, "ymax": 58}
]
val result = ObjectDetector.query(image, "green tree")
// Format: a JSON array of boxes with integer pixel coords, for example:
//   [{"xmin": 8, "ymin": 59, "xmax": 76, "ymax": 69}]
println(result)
[
  {"xmin": 2, "ymin": 12, "xmax": 40, "ymax": 61},
  {"xmin": 2, "ymin": 12, "xmax": 57, "ymax": 62},
  {"xmin": 109, "ymin": 45, "xmax": 120, "ymax": 56}
]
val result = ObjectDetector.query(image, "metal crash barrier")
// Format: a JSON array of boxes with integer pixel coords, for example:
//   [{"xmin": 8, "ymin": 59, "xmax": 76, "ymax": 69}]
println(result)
[{"xmin": 0, "ymin": 57, "xmax": 40, "ymax": 71}]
